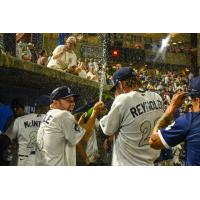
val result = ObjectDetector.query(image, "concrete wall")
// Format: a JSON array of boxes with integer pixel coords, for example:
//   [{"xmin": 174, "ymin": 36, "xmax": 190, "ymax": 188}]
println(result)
[{"xmin": 0, "ymin": 53, "xmax": 111, "ymax": 107}]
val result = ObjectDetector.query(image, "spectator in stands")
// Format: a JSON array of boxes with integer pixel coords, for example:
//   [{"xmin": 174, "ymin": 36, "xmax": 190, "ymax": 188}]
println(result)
[
  {"xmin": 37, "ymin": 50, "xmax": 48, "ymax": 66},
  {"xmin": 93, "ymin": 59, "xmax": 99, "ymax": 72},
  {"xmin": 87, "ymin": 67, "xmax": 97, "ymax": 81},
  {"xmin": 47, "ymin": 36, "xmax": 78, "ymax": 74},
  {"xmin": 28, "ymin": 43, "xmax": 38, "ymax": 63},
  {"xmin": 77, "ymin": 61, "xmax": 88, "ymax": 79},
  {"xmin": 88, "ymin": 58, "xmax": 94, "ymax": 71},
  {"xmin": 16, "ymin": 35, "xmax": 32, "ymax": 61}
]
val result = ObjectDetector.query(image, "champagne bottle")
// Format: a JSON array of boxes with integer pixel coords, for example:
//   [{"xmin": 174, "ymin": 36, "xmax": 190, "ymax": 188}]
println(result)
[{"xmin": 84, "ymin": 107, "xmax": 94, "ymax": 122}]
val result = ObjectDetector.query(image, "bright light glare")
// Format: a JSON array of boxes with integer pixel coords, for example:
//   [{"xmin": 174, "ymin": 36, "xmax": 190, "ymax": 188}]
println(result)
[
  {"xmin": 161, "ymin": 35, "xmax": 171, "ymax": 49},
  {"xmin": 154, "ymin": 34, "xmax": 172, "ymax": 63}
]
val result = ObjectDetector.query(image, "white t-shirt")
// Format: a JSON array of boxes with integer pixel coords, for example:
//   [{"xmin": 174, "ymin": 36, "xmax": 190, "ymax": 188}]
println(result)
[
  {"xmin": 5, "ymin": 113, "xmax": 45, "ymax": 166},
  {"xmin": 47, "ymin": 45, "xmax": 77, "ymax": 70},
  {"xmin": 36, "ymin": 109, "xmax": 85, "ymax": 166},
  {"xmin": 100, "ymin": 90, "xmax": 164, "ymax": 166}
]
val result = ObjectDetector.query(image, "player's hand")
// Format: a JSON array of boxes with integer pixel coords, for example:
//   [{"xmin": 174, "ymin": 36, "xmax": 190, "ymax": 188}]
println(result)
[
  {"xmin": 169, "ymin": 91, "xmax": 187, "ymax": 111},
  {"xmin": 78, "ymin": 112, "xmax": 87, "ymax": 127},
  {"xmin": 93, "ymin": 101, "xmax": 105, "ymax": 115}
]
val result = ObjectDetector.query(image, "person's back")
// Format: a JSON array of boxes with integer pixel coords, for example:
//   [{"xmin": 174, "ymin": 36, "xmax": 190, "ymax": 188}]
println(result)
[
  {"xmin": 5, "ymin": 113, "xmax": 45, "ymax": 165},
  {"xmin": 36, "ymin": 109, "xmax": 83, "ymax": 166},
  {"xmin": 102, "ymin": 90, "xmax": 163, "ymax": 165},
  {"xmin": 160, "ymin": 111, "xmax": 200, "ymax": 166}
]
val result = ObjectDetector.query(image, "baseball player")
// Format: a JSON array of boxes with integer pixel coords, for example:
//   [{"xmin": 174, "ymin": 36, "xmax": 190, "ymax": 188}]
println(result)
[
  {"xmin": 75, "ymin": 111, "xmax": 100, "ymax": 166},
  {"xmin": 35, "ymin": 86, "xmax": 104, "ymax": 166},
  {"xmin": 99, "ymin": 67, "xmax": 164, "ymax": 166},
  {"xmin": 0, "ymin": 98, "xmax": 26, "ymax": 166},
  {"xmin": 149, "ymin": 75, "xmax": 200, "ymax": 166},
  {"xmin": 1, "ymin": 95, "xmax": 50, "ymax": 166}
]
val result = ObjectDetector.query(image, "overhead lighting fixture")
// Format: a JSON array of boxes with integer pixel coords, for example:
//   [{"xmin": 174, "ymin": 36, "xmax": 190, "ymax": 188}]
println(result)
[{"xmin": 173, "ymin": 42, "xmax": 177, "ymax": 45}]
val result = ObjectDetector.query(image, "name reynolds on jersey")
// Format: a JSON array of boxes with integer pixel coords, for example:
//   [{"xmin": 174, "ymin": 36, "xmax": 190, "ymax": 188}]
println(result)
[
  {"xmin": 24, "ymin": 120, "xmax": 41, "ymax": 128},
  {"xmin": 130, "ymin": 100, "xmax": 163, "ymax": 118}
]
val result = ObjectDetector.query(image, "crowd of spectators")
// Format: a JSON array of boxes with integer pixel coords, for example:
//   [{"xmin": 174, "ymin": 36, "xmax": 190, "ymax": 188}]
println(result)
[{"xmin": 0, "ymin": 34, "xmax": 194, "ymax": 91}]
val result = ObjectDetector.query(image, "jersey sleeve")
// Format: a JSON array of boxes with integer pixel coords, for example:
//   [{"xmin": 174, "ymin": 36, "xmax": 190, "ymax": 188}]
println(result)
[
  {"xmin": 4, "ymin": 119, "xmax": 19, "ymax": 140},
  {"xmin": 61, "ymin": 113, "xmax": 85, "ymax": 145},
  {"xmin": 159, "ymin": 114, "xmax": 190, "ymax": 148},
  {"xmin": 99, "ymin": 99, "xmax": 121, "ymax": 136}
]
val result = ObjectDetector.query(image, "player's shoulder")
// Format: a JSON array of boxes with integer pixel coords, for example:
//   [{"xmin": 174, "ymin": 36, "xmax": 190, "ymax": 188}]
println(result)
[
  {"xmin": 15, "ymin": 113, "xmax": 31, "ymax": 121},
  {"xmin": 114, "ymin": 93, "xmax": 130, "ymax": 106},
  {"xmin": 18, "ymin": 113, "xmax": 38, "ymax": 119},
  {"xmin": 174, "ymin": 112, "xmax": 192, "ymax": 129},
  {"xmin": 114, "ymin": 91, "xmax": 143, "ymax": 106},
  {"xmin": 50, "ymin": 109, "xmax": 73, "ymax": 119},
  {"xmin": 145, "ymin": 90, "xmax": 162, "ymax": 100}
]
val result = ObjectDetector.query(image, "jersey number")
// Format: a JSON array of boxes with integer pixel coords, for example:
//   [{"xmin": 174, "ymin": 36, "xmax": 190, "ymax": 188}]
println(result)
[
  {"xmin": 27, "ymin": 131, "xmax": 37, "ymax": 151},
  {"xmin": 138, "ymin": 117, "xmax": 160, "ymax": 147}
]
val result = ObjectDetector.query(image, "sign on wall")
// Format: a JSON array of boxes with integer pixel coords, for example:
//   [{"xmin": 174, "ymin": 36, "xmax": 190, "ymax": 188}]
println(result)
[{"xmin": 80, "ymin": 45, "xmax": 103, "ymax": 58}]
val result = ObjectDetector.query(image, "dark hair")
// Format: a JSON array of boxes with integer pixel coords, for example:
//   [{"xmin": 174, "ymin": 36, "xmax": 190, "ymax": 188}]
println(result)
[
  {"xmin": 35, "ymin": 106, "xmax": 49, "ymax": 114},
  {"xmin": 11, "ymin": 98, "xmax": 25, "ymax": 109},
  {"xmin": 123, "ymin": 77, "xmax": 142, "ymax": 88},
  {"xmin": 39, "ymin": 50, "xmax": 47, "ymax": 56}
]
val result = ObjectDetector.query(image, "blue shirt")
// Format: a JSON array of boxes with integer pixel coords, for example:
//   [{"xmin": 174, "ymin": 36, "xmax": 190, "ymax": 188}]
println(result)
[
  {"xmin": 160, "ymin": 112, "xmax": 200, "ymax": 166},
  {"xmin": 58, "ymin": 33, "xmax": 70, "ymax": 45},
  {"xmin": 0, "ymin": 105, "xmax": 13, "ymax": 133}
]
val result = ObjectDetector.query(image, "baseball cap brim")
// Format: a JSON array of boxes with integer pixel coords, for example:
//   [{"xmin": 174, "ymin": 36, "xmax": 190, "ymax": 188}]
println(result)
[{"xmin": 61, "ymin": 94, "xmax": 80, "ymax": 99}]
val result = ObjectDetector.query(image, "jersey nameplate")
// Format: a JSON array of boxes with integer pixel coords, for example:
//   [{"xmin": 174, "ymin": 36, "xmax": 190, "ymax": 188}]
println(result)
[
  {"xmin": 42, "ymin": 115, "xmax": 53, "ymax": 124},
  {"xmin": 130, "ymin": 100, "xmax": 163, "ymax": 119},
  {"xmin": 24, "ymin": 120, "xmax": 41, "ymax": 128}
]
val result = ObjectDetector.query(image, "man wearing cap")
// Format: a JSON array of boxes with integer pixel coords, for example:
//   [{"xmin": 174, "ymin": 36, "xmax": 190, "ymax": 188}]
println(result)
[
  {"xmin": 0, "ymin": 95, "xmax": 50, "ymax": 166},
  {"xmin": 35, "ymin": 86, "xmax": 104, "ymax": 166},
  {"xmin": 47, "ymin": 36, "xmax": 78, "ymax": 73},
  {"xmin": 99, "ymin": 67, "xmax": 164, "ymax": 165},
  {"xmin": 149, "ymin": 75, "xmax": 200, "ymax": 166}
]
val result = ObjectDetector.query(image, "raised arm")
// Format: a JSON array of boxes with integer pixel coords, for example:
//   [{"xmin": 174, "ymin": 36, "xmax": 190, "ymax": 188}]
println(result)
[
  {"xmin": 149, "ymin": 91, "xmax": 187, "ymax": 149},
  {"xmin": 78, "ymin": 101, "xmax": 104, "ymax": 142}
]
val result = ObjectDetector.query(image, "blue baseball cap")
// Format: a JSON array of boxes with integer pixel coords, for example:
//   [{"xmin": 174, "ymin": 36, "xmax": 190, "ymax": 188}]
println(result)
[
  {"xmin": 50, "ymin": 86, "xmax": 79, "ymax": 103},
  {"xmin": 110, "ymin": 67, "xmax": 137, "ymax": 92},
  {"xmin": 188, "ymin": 76, "xmax": 200, "ymax": 98},
  {"xmin": 35, "ymin": 95, "xmax": 50, "ymax": 107}
]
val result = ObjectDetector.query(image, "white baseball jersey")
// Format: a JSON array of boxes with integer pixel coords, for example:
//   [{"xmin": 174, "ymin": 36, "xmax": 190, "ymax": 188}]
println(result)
[
  {"xmin": 5, "ymin": 113, "xmax": 45, "ymax": 166},
  {"xmin": 86, "ymin": 119, "xmax": 99, "ymax": 163},
  {"xmin": 100, "ymin": 90, "xmax": 164, "ymax": 166},
  {"xmin": 36, "ymin": 109, "xmax": 85, "ymax": 166}
]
